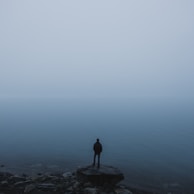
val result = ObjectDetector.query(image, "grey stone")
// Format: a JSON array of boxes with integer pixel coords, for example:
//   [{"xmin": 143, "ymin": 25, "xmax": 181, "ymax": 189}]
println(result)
[
  {"xmin": 0, "ymin": 172, "xmax": 12, "ymax": 181},
  {"xmin": 24, "ymin": 184, "xmax": 36, "ymax": 193},
  {"xmin": 31, "ymin": 174, "xmax": 51, "ymax": 182},
  {"xmin": 67, "ymin": 186, "xmax": 73, "ymax": 191},
  {"xmin": 115, "ymin": 188, "xmax": 133, "ymax": 194},
  {"xmin": 84, "ymin": 187, "xmax": 98, "ymax": 194},
  {"xmin": 73, "ymin": 181, "xmax": 80, "ymax": 189},
  {"xmin": 37, "ymin": 183, "xmax": 56, "ymax": 190},
  {"xmin": 0, "ymin": 180, "xmax": 8, "ymax": 186},
  {"xmin": 14, "ymin": 180, "xmax": 32, "ymax": 186},
  {"xmin": 8, "ymin": 175, "xmax": 26, "ymax": 184},
  {"xmin": 77, "ymin": 165, "xmax": 124, "ymax": 186},
  {"xmin": 63, "ymin": 171, "xmax": 72, "ymax": 178},
  {"xmin": 83, "ymin": 182, "xmax": 92, "ymax": 187}
]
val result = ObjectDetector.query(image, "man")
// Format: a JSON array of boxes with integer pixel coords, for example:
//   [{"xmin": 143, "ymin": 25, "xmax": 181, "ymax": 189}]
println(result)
[{"xmin": 93, "ymin": 138, "xmax": 102, "ymax": 168}]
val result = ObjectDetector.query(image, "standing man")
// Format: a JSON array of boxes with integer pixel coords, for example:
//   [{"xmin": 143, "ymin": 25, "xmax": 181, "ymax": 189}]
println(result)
[{"xmin": 93, "ymin": 138, "xmax": 102, "ymax": 168}]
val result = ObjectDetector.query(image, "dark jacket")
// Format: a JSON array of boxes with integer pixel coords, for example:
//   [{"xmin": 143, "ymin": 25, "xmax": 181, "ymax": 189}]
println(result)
[{"xmin": 93, "ymin": 142, "xmax": 102, "ymax": 154}]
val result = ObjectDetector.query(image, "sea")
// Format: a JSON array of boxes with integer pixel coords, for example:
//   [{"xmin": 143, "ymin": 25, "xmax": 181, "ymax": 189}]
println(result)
[{"xmin": 0, "ymin": 97, "xmax": 194, "ymax": 193}]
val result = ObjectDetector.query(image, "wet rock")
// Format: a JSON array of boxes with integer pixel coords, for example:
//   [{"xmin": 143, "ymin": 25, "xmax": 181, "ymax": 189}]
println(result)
[
  {"xmin": 37, "ymin": 183, "xmax": 56, "ymax": 190},
  {"xmin": 83, "ymin": 182, "xmax": 92, "ymax": 187},
  {"xmin": 0, "ymin": 166, "xmax": 143, "ymax": 194},
  {"xmin": 30, "ymin": 174, "xmax": 52, "ymax": 182},
  {"xmin": 42, "ymin": 175, "xmax": 55, "ymax": 182},
  {"xmin": 14, "ymin": 180, "xmax": 32, "ymax": 187},
  {"xmin": 63, "ymin": 171, "xmax": 72, "ymax": 178},
  {"xmin": 0, "ymin": 180, "xmax": 8, "ymax": 187},
  {"xmin": 73, "ymin": 181, "xmax": 80, "ymax": 189},
  {"xmin": 84, "ymin": 187, "xmax": 98, "ymax": 194},
  {"xmin": 115, "ymin": 188, "xmax": 133, "ymax": 194},
  {"xmin": 24, "ymin": 184, "xmax": 36, "ymax": 193},
  {"xmin": 77, "ymin": 165, "xmax": 124, "ymax": 186},
  {"xmin": 66, "ymin": 186, "xmax": 73, "ymax": 192},
  {"xmin": 9, "ymin": 175, "xmax": 26, "ymax": 183},
  {"xmin": 0, "ymin": 172, "xmax": 12, "ymax": 181}
]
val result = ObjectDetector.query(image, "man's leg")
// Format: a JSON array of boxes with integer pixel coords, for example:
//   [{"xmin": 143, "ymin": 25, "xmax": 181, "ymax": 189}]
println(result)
[
  {"xmin": 97, "ymin": 154, "xmax": 100, "ymax": 168},
  {"xmin": 93, "ymin": 153, "xmax": 96, "ymax": 166}
]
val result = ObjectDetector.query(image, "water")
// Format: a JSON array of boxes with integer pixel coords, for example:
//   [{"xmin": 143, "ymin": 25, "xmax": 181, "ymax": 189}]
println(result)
[{"xmin": 0, "ymin": 97, "xmax": 194, "ymax": 192}]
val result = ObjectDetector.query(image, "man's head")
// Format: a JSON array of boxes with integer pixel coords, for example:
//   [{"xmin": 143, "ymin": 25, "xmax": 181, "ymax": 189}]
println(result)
[{"xmin": 97, "ymin": 138, "xmax": 99, "ymax": 142}]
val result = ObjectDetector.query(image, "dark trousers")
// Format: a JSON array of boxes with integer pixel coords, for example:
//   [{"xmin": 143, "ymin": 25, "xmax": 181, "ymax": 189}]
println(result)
[{"xmin": 93, "ymin": 153, "xmax": 100, "ymax": 168}]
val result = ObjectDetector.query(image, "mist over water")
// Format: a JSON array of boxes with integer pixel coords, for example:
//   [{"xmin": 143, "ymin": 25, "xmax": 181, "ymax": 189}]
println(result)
[
  {"xmin": 1, "ymin": 97, "xmax": 194, "ymax": 189},
  {"xmin": 1, "ymin": 1, "xmax": 194, "ymax": 192}
]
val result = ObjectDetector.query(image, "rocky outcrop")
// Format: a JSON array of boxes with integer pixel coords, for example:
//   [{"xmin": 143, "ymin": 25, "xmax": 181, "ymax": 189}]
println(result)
[
  {"xmin": 77, "ymin": 165, "xmax": 124, "ymax": 186},
  {"xmin": 0, "ymin": 166, "xmax": 134, "ymax": 194}
]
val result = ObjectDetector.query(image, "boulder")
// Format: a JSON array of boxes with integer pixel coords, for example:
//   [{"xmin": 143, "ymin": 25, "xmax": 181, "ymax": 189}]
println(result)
[
  {"xmin": 77, "ymin": 165, "xmax": 124, "ymax": 186},
  {"xmin": 84, "ymin": 187, "xmax": 98, "ymax": 194},
  {"xmin": 24, "ymin": 184, "xmax": 36, "ymax": 193}
]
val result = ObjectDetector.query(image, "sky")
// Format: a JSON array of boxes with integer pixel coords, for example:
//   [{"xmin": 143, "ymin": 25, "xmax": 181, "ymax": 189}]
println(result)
[{"xmin": 0, "ymin": 0, "xmax": 194, "ymax": 99}]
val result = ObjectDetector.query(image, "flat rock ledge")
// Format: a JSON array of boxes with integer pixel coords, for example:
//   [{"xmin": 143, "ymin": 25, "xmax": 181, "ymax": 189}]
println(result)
[
  {"xmin": 77, "ymin": 165, "xmax": 124, "ymax": 186},
  {"xmin": 0, "ymin": 167, "xmax": 155, "ymax": 194}
]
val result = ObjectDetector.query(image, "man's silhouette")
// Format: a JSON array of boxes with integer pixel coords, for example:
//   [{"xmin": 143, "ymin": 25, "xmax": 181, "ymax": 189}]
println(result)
[{"xmin": 93, "ymin": 138, "xmax": 102, "ymax": 168}]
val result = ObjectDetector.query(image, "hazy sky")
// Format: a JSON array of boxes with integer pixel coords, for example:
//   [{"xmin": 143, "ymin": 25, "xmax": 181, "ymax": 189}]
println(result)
[{"xmin": 0, "ymin": 0, "xmax": 194, "ymax": 99}]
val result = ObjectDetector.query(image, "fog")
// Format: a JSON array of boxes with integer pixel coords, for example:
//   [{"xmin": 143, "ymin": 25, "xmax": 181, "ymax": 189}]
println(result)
[
  {"xmin": 0, "ymin": 0, "xmax": 194, "ymax": 98},
  {"xmin": 1, "ymin": 97, "xmax": 194, "ymax": 190},
  {"xmin": 0, "ymin": 0, "xmax": 194, "ymax": 192}
]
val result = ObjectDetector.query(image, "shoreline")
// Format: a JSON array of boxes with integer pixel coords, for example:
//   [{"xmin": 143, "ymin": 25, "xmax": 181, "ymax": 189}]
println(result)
[
  {"xmin": 1, "ymin": 162, "xmax": 194, "ymax": 194},
  {"xmin": 1, "ymin": 164, "xmax": 192, "ymax": 194},
  {"xmin": 0, "ymin": 166, "xmax": 154, "ymax": 194}
]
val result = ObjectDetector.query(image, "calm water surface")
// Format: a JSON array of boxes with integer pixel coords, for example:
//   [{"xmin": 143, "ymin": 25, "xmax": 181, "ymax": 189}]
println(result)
[{"xmin": 0, "ymin": 97, "xmax": 194, "ymax": 191}]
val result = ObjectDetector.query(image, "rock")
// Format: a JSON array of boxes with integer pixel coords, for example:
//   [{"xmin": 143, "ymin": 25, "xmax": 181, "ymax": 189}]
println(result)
[
  {"xmin": 0, "ymin": 167, "xmax": 130, "ymax": 194},
  {"xmin": 43, "ymin": 175, "xmax": 56, "ymax": 182},
  {"xmin": 83, "ymin": 182, "xmax": 92, "ymax": 187},
  {"xmin": 31, "ymin": 174, "xmax": 50, "ymax": 182},
  {"xmin": 73, "ymin": 181, "xmax": 80, "ymax": 189},
  {"xmin": 0, "ymin": 172, "xmax": 12, "ymax": 181},
  {"xmin": 24, "ymin": 184, "xmax": 36, "ymax": 193},
  {"xmin": 9, "ymin": 175, "xmax": 26, "ymax": 183},
  {"xmin": 115, "ymin": 188, "xmax": 133, "ymax": 194},
  {"xmin": 63, "ymin": 171, "xmax": 72, "ymax": 178},
  {"xmin": 66, "ymin": 186, "xmax": 73, "ymax": 192},
  {"xmin": 0, "ymin": 180, "xmax": 8, "ymax": 187},
  {"xmin": 37, "ymin": 183, "xmax": 56, "ymax": 190},
  {"xmin": 77, "ymin": 165, "xmax": 124, "ymax": 186},
  {"xmin": 84, "ymin": 187, "xmax": 98, "ymax": 194},
  {"xmin": 14, "ymin": 180, "xmax": 32, "ymax": 187}
]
